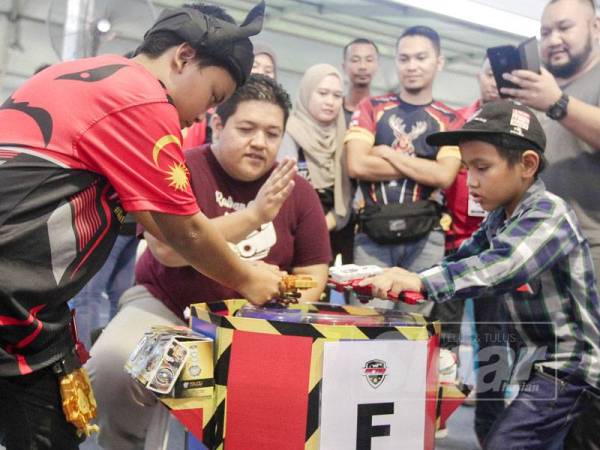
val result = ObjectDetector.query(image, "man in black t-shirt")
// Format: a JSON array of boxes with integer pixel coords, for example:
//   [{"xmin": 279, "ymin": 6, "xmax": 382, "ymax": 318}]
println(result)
[{"xmin": 342, "ymin": 38, "xmax": 380, "ymax": 126}]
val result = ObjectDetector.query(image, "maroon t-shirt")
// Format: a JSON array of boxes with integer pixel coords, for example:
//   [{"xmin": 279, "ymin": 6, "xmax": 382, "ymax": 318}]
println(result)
[{"xmin": 136, "ymin": 146, "xmax": 332, "ymax": 319}]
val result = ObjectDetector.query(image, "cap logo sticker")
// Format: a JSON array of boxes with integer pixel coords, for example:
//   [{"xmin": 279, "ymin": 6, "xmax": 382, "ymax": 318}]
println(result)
[{"xmin": 510, "ymin": 109, "xmax": 530, "ymax": 130}]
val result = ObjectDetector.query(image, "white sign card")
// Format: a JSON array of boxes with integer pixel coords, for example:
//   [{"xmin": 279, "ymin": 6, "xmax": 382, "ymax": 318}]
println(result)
[{"xmin": 320, "ymin": 340, "xmax": 428, "ymax": 450}]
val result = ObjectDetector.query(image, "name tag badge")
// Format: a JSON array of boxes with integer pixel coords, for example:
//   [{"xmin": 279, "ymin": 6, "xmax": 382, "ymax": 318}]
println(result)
[{"xmin": 468, "ymin": 194, "xmax": 487, "ymax": 218}]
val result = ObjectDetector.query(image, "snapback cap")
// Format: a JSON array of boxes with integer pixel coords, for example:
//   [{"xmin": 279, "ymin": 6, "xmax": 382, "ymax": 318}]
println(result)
[
  {"xmin": 426, "ymin": 100, "xmax": 546, "ymax": 151},
  {"xmin": 142, "ymin": 1, "xmax": 265, "ymax": 87}
]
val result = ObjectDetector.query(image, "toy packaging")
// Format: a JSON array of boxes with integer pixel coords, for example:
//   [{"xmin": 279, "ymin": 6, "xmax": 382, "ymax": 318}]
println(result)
[{"xmin": 126, "ymin": 326, "xmax": 213, "ymax": 398}]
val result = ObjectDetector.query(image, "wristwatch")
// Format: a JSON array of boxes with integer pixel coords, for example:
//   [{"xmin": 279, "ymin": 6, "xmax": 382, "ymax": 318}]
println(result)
[{"xmin": 546, "ymin": 93, "xmax": 569, "ymax": 120}]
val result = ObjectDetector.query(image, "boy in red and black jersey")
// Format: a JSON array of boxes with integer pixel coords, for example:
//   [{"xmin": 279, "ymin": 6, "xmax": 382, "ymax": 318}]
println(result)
[{"xmin": 0, "ymin": 3, "xmax": 284, "ymax": 449}]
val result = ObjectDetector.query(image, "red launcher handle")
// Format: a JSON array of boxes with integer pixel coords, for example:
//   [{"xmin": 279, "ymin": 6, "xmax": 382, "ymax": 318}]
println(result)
[
  {"xmin": 387, "ymin": 290, "xmax": 426, "ymax": 304},
  {"xmin": 349, "ymin": 280, "xmax": 425, "ymax": 304}
]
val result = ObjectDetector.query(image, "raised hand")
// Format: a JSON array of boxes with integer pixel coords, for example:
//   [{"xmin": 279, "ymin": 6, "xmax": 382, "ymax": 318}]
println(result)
[
  {"xmin": 500, "ymin": 67, "xmax": 562, "ymax": 112},
  {"xmin": 250, "ymin": 157, "xmax": 296, "ymax": 224}
]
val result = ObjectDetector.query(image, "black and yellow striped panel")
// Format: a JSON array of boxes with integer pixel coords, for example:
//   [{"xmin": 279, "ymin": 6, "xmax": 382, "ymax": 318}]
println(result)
[
  {"xmin": 190, "ymin": 300, "xmax": 439, "ymax": 449},
  {"xmin": 202, "ymin": 325, "xmax": 233, "ymax": 449},
  {"xmin": 191, "ymin": 301, "xmax": 437, "ymax": 341}
]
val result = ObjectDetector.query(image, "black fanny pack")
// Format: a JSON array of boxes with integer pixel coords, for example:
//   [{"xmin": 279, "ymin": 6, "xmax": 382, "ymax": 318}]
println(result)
[
  {"xmin": 359, "ymin": 200, "xmax": 441, "ymax": 244},
  {"xmin": 316, "ymin": 187, "xmax": 335, "ymax": 213}
]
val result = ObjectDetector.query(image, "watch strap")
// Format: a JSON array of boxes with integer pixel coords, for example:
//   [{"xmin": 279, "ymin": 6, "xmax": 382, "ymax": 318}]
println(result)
[{"xmin": 546, "ymin": 93, "xmax": 569, "ymax": 120}]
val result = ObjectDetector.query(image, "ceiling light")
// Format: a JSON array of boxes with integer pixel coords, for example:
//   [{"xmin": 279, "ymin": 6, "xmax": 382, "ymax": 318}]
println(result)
[
  {"xmin": 390, "ymin": 0, "xmax": 540, "ymax": 37},
  {"xmin": 96, "ymin": 19, "xmax": 112, "ymax": 33}
]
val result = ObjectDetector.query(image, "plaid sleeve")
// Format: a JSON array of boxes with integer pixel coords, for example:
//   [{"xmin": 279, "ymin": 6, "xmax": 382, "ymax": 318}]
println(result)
[
  {"xmin": 446, "ymin": 222, "xmax": 490, "ymax": 262},
  {"xmin": 420, "ymin": 202, "xmax": 580, "ymax": 303}
]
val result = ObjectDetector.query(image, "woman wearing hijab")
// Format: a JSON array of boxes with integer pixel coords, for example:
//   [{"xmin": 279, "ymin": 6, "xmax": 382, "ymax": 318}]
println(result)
[
  {"xmin": 252, "ymin": 42, "xmax": 277, "ymax": 79},
  {"xmin": 279, "ymin": 64, "xmax": 352, "ymax": 263}
]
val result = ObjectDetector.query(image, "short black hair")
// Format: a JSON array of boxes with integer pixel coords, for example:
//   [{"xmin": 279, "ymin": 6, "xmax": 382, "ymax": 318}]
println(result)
[
  {"xmin": 343, "ymin": 38, "xmax": 380, "ymax": 59},
  {"xmin": 462, "ymin": 133, "xmax": 547, "ymax": 176},
  {"xmin": 216, "ymin": 74, "xmax": 292, "ymax": 126},
  {"xmin": 396, "ymin": 26, "xmax": 441, "ymax": 54},
  {"xmin": 136, "ymin": 3, "xmax": 235, "ymax": 73}
]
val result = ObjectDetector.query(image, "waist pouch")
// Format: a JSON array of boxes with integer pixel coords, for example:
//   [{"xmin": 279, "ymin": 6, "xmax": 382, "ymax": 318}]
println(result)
[
  {"xmin": 359, "ymin": 200, "xmax": 441, "ymax": 244},
  {"xmin": 316, "ymin": 187, "xmax": 335, "ymax": 213}
]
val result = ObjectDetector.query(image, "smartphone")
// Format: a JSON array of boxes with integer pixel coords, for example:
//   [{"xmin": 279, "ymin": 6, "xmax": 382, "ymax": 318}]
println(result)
[
  {"xmin": 486, "ymin": 37, "xmax": 541, "ymax": 98},
  {"xmin": 519, "ymin": 36, "xmax": 541, "ymax": 74}
]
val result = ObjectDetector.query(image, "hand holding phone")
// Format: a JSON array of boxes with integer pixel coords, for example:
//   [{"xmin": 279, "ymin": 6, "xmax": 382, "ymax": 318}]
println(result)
[{"xmin": 487, "ymin": 37, "xmax": 541, "ymax": 98}]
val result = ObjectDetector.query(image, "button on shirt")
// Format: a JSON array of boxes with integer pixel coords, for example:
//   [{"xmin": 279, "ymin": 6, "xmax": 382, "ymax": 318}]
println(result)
[{"xmin": 420, "ymin": 179, "xmax": 600, "ymax": 388}]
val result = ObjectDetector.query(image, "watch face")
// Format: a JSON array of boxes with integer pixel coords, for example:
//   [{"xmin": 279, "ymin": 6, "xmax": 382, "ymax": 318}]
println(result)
[
  {"xmin": 549, "ymin": 105, "xmax": 561, "ymax": 119},
  {"xmin": 547, "ymin": 94, "xmax": 568, "ymax": 120}
]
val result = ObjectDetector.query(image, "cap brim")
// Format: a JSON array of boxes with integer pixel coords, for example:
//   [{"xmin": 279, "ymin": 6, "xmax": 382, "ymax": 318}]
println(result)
[{"xmin": 426, "ymin": 129, "xmax": 504, "ymax": 147}]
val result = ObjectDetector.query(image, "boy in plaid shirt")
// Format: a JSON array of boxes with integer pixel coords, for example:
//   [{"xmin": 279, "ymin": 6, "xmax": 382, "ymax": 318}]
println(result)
[{"xmin": 361, "ymin": 100, "xmax": 600, "ymax": 449}]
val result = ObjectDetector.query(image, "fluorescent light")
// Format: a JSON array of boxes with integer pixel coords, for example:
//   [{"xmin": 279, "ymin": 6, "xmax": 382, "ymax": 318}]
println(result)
[{"xmin": 390, "ymin": 0, "xmax": 540, "ymax": 37}]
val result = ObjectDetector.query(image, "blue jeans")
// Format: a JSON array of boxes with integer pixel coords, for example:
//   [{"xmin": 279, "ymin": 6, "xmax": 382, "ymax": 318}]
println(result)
[
  {"xmin": 352, "ymin": 230, "xmax": 445, "ymax": 314},
  {"xmin": 484, "ymin": 370, "xmax": 592, "ymax": 450},
  {"xmin": 564, "ymin": 249, "xmax": 600, "ymax": 450},
  {"xmin": 472, "ymin": 296, "xmax": 514, "ymax": 443},
  {"xmin": 69, "ymin": 234, "xmax": 138, "ymax": 348}
]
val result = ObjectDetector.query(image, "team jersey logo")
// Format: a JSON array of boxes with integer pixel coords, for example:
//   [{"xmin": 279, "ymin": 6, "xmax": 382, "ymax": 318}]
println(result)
[
  {"xmin": 362, "ymin": 359, "xmax": 388, "ymax": 389},
  {"xmin": 166, "ymin": 162, "xmax": 190, "ymax": 192},
  {"xmin": 0, "ymin": 97, "xmax": 53, "ymax": 146},
  {"xmin": 152, "ymin": 134, "xmax": 190, "ymax": 192},
  {"xmin": 388, "ymin": 115, "xmax": 427, "ymax": 156},
  {"xmin": 56, "ymin": 64, "xmax": 128, "ymax": 82}
]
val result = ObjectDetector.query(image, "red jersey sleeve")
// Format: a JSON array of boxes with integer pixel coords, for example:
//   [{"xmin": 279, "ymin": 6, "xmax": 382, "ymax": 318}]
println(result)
[
  {"xmin": 76, "ymin": 102, "xmax": 199, "ymax": 215},
  {"xmin": 450, "ymin": 110, "xmax": 466, "ymax": 130},
  {"xmin": 344, "ymin": 97, "xmax": 376, "ymax": 146}
]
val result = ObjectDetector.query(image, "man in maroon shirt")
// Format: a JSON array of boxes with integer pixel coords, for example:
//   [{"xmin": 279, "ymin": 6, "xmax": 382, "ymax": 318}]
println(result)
[
  {"xmin": 87, "ymin": 75, "xmax": 331, "ymax": 450},
  {"xmin": 0, "ymin": 3, "xmax": 288, "ymax": 449}
]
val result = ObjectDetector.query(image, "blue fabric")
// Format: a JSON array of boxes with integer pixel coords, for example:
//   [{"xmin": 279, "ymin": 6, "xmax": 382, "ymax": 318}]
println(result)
[
  {"xmin": 484, "ymin": 371, "xmax": 591, "ymax": 450},
  {"xmin": 472, "ymin": 296, "xmax": 513, "ymax": 443},
  {"xmin": 353, "ymin": 229, "xmax": 445, "ymax": 272},
  {"xmin": 69, "ymin": 234, "xmax": 138, "ymax": 348}
]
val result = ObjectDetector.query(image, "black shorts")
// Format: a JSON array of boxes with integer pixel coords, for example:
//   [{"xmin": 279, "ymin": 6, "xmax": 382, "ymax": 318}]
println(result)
[{"xmin": 0, "ymin": 366, "xmax": 82, "ymax": 450}]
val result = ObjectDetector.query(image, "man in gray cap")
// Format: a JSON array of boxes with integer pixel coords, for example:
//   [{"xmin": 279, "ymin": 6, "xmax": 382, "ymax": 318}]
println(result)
[
  {"xmin": 0, "ymin": 3, "xmax": 283, "ymax": 449},
  {"xmin": 502, "ymin": 2, "xmax": 600, "ymax": 446}
]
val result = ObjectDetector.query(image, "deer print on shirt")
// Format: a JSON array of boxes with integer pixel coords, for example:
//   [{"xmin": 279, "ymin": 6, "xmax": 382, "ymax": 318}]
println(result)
[{"xmin": 388, "ymin": 115, "xmax": 428, "ymax": 156}]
